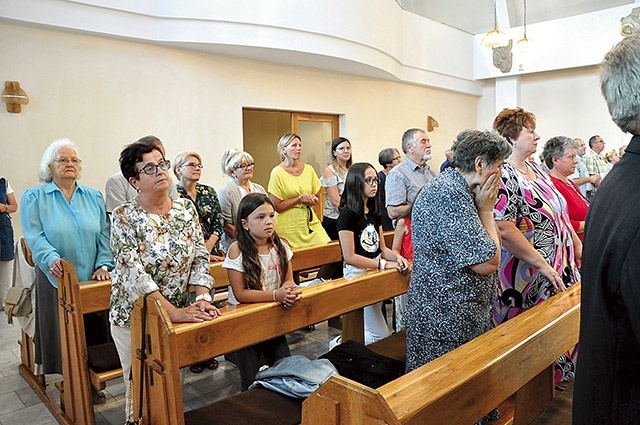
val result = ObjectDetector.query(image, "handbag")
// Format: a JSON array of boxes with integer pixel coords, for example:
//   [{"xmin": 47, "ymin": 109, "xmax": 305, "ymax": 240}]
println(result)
[{"xmin": 4, "ymin": 286, "xmax": 33, "ymax": 324}]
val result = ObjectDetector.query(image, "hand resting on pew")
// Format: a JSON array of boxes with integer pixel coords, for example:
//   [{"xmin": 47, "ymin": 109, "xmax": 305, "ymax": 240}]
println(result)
[{"xmin": 145, "ymin": 290, "xmax": 222, "ymax": 323}]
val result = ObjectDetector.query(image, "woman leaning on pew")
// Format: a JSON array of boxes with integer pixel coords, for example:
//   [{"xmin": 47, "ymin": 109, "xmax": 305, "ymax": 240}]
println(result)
[
  {"xmin": 20, "ymin": 139, "xmax": 114, "ymax": 374},
  {"xmin": 404, "ymin": 130, "xmax": 510, "ymax": 425},
  {"xmin": 109, "ymin": 140, "xmax": 221, "ymax": 424}
]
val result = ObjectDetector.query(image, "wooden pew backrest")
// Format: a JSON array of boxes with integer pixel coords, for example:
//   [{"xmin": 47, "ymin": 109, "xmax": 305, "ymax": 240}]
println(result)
[
  {"xmin": 132, "ymin": 269, "xmax": 410, "ymax": 425},
  {"xmin": 302, "ymin": 283, "xmax": 581, "ymax": 425}
]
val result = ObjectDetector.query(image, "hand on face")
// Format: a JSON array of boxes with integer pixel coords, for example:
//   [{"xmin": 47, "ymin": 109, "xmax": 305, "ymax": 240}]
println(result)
[{"xmin": 474, "ymin": 173, "xmax": 501, "ymax": 212}]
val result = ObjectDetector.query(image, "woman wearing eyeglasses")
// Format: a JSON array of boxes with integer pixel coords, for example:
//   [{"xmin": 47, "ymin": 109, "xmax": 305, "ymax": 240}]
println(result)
[
  {"xmin": 336, "ymin": 162, "xmax": 409, "ymax": 345},
  {"xmin": 377, "ymin": 148, "xmax": 402, "ymax": 231},
  {"xmin": 218, "ymin": 149, "xmax": 266, "ymax": 254},
  {"xmin": 110, "ymin": 141, "xmax": 221, "ymax": 423},
  {"xmin": 21, "ymin": 138, "xmax": 113, "ymax": 399},
  {"xmin": 174, "ymin": 151, "xmax": 225, "ymax": 262}
]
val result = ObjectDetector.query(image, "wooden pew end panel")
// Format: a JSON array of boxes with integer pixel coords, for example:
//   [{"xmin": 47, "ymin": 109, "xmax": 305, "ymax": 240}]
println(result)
[{"xmin": 302, "ymin": 375, "xmax": 400, "ymax": 425}]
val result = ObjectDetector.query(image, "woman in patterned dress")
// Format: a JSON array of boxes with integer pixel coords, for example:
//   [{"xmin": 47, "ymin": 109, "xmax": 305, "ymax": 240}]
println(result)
[
  {"xmin": 110, "ymin": 141, "xmax": 221, "ymax": 423},
  {"xmin": 405, "ymin": 130, "xmax": 510, "ymax": 424},
  {"xmin": 174, "ymin": 151, "xmax": 225, "ymax": 261},
  {"xmin": 493, "ymin": 108, "xmax": 581, "ymax": 383}
]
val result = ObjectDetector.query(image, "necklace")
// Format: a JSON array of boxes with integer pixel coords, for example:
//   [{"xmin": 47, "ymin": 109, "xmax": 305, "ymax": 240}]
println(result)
[{"xmin": 512, "ymin": 161, "xmax": 530, "ymax": 175}]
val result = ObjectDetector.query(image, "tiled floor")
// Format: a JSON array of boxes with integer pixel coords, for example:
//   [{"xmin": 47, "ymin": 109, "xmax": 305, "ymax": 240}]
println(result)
[{"xmin": 0, "ymin": 315, "xmax": 340, "ymax": 425}]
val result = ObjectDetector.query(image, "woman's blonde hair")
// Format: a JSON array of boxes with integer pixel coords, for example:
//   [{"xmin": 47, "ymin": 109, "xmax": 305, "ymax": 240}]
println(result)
[
  {"xmin": 173, "ymin": 151, "xmax": 202, "ymax": 178},
  {"xmin": 277, "ymin": 133, "xmax": 301, "ymax": 161}
]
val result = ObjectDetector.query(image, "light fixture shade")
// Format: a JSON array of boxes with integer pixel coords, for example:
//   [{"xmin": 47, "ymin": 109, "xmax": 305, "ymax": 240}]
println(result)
[
  {"xmin": 2, "ymin": 81, "xmax": 29, "ymax": 113},
  {"xmin": 515, "ymin": 36, "xmax": 532, "ymax": 56},
  {"xmin": 481, "ymin": 29, "xmax": 510, "ymax": 48}
]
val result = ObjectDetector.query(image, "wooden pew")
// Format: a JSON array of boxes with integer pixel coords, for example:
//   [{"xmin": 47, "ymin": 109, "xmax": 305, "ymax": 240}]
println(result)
[
  {"xmin": 130, "ymin": 269, "xmax": 410, "ymax": 425},
  {"xmin": 29, "ymin": 235, "xmax": 392, "ymax": 425},
  {"xmin": 302, "ymin": 283, "xmax": 581, "ymax": 425}
]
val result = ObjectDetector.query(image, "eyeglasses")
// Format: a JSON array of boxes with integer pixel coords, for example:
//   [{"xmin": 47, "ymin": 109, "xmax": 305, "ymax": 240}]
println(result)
[
  {"xmin": 182, "ymin": 162, "xmax": 203, "ymax": 169},
  {"xmin": 364, "ymin": 177, "xmax": 381, "ymax": 186},
  {"xmin": 392, "ymin": 156, "xmax": 402, "ymax": 162},
  {"xmin": 336, "ymin": 146, "xmax": 351, "ymax": 151},
  {"xmin": 234, "ymin": 162, "xmax": 255, "ymax": 170},
  {"xmin": 56, "ymin": 158, "xmax": 82, "ymax": 166},
  {"xmin": 137, "ymin": 160, "xmax": 171, "ymax": 175}
]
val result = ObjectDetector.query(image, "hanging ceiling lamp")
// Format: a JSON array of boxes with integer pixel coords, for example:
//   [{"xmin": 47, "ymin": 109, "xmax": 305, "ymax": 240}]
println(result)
[
  {"xmin": 481, "ymin": 0, "xmax": 509, "ymax": 49},
  {"xmin": 515, "ymin": 0, "xmax": 531, "ymax": 55}
]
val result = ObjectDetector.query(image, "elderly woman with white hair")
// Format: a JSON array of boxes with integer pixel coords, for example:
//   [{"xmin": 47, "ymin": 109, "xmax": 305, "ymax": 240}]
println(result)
[
  {"xmin": 20, "ymin": 138, "xmax": 113, "ymax": 385},
  {"xmin": 218, "ymin": 149, "xmax": 266, "ymax": 253}
]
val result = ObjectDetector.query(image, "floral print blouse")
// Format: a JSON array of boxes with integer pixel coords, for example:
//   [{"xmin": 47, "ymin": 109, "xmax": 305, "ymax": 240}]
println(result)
[
  {"xmin": 109, "ymin": 197, "xmax": 214, "ymax": 327},
  {"xmin": 177, "ymin": 183, "xmax": 224, "ymax": 243}
]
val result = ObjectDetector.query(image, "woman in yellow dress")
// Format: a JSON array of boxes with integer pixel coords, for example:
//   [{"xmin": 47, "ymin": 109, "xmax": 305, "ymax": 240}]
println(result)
[{"xmin": 267, "ymin": 133, "xmax": 330, "ymax": 249}]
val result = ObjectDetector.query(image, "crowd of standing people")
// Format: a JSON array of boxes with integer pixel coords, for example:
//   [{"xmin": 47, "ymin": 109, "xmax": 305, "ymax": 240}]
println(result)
[{"xmin": 2, "ymin": 35, "xmax": 639, "ymax": 425}]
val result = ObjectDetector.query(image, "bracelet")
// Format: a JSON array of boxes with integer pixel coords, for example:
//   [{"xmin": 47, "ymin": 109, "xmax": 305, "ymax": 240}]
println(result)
[
  {"xmin": 273, "ymin": 289, "xmax": 278, "ymax": 302},
  {"xmin": 195, "ymin": 293, "xmax": 212, "ymax": 303}
]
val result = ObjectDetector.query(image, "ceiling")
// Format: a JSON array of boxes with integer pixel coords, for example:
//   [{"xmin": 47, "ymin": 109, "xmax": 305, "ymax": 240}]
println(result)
[{"xmin": 396, "ymin": 0, "xmax": 635, "ymax": 35}]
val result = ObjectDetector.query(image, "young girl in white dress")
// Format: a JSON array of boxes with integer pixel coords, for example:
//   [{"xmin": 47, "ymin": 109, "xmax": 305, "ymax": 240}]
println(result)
[{"xmin": 222, "ymin": 193, "xmax": 302, "ymax": 390}]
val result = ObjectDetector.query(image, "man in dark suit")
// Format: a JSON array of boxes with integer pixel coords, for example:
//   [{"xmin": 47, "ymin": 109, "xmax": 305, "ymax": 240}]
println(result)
[{"xmin": 573, "ymin": 35, "xmax": 640, "ymax": 424}]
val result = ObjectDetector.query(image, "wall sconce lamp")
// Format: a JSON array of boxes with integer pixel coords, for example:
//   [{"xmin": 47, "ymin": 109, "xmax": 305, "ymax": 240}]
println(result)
[
  {"xmin": 2, "ymin": 81, "xmax": 30, "ymax": 113},
  {"xmin": 427, "ymin": 115, "xmax": 439, "ymax": 132}
]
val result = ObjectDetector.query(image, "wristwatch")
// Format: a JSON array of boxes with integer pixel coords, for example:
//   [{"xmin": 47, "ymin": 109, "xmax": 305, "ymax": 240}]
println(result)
[
  {"xmin": 195, "ymin": 293, "xmax": 212, "ymax": 303},
  {"xmin": 378, "ymin": 258, "xmax": 387, "ymax": 270}
]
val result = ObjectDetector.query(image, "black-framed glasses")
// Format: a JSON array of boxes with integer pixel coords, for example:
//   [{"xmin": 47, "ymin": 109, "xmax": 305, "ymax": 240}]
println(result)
[
  {"xmin": 392, "ymin": 156, "xmax": 402, "ymax": 162},
  {"xmin": 234, "ymin": 162, "xmax": 255, "ymax": 170},
  {"xmin": 182, "ymin": 162, "xmax": 203, "ymax": 169},
  {"xmin": 364, "ymin": 177, "xmax": 381, "ymax": 186},
  {"xmin": 137, "ymin": 160, "xmax": 171, "ymax": 175},
  {"xmin": 56, "ymin": 158, "xmax": 82, "ymax": 166},
  {"xmin": 336, "ymin": 146, "xmax": 351, "ymax": 151}
]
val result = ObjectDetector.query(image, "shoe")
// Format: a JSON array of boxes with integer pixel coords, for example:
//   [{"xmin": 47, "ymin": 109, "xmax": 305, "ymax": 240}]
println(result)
[
  {"xmin": 329, "ymin": 335, "xmax": 342, "ymax": 350},
  {"xmin": 305, "ymin": 325, "xmax": 315, "ymax": 331},
  {"xmin": 205, "ymin": 358, "xmax": 219, "ymax": 370},
  {"xmin": 190, "ymin": 362, "xmax": 205, "ymax": 373},
  {"xmin": 91, "ymin": 387, "xmax": 106, "ymax": 405}
]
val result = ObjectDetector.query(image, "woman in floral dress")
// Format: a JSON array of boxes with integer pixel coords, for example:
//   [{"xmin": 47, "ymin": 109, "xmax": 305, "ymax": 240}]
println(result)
[{"xmin": 110, "ymin": 141, "xmax": 221, "ymax": 423}]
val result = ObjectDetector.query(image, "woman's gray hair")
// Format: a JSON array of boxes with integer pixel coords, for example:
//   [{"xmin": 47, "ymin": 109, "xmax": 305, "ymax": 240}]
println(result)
[
  {"xmin": 221, "ymin": 149, "xmax": 254, "ymax": 177},
  {"xmin": 601, "ymin": 35, "xmax": 640, "ymax": 134},
  {"xmin": 38, "ymin": 138, "xmax": 79, "ymax": 183},
  {"xmin": 173, "ymin": 151, "xmax": 202, "ymax": 178},
  {"xmin": 450, "ymin": 129, "xmax": 512, "ymax": 173},
  {"xmin": 542, "ymin": 136, "xmax": 577, "ymax": 169}
]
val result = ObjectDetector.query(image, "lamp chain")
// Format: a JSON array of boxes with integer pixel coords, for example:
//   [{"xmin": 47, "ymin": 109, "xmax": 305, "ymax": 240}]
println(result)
[{"xmin": 523, "ymin": 0, "xmax": 527, "ymax": 38}]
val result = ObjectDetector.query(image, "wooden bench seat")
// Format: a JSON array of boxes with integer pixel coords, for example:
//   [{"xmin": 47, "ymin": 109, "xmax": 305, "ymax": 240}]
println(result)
[
  {"xmin": 182, "ymin": 331, "xmax": 407, "ymax": 425},
  {"xmin": 131, "ymin": 269, "xmax": 410, "ymax": 424},
  {"xmin": 302, "ymin": 283, "xmax": 581, "ymax": 425},
  {"xmin": 23, "ymin": 235, "xmax": 393, "ymax": 425}
]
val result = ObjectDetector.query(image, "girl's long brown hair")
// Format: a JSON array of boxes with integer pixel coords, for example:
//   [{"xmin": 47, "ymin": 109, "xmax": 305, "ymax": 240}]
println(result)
[{"xmin": 234, "ymin": 193, "xmax": 289, "ymax": 290}]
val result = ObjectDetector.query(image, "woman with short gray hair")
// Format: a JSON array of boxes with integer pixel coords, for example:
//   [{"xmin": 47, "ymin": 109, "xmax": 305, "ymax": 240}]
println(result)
[
  {"xmin": 543, "ymin": 136, "xmax": 590, "ymax": 241},
  {"xmin": 218, "ymin": 149, "xmax": 266, "ymax": 253}
]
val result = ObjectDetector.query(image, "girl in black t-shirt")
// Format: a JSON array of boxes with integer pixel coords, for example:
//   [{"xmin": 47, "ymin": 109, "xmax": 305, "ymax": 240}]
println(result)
[{"xmin": 336, "ymin": 162, "xmax": 410, "ymax": 344}]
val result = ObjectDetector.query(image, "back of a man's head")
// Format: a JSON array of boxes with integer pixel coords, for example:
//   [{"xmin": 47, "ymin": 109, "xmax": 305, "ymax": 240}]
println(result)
[{"xmin": 601, "ymin": 35, "xmax": 640, "ymax": 134}]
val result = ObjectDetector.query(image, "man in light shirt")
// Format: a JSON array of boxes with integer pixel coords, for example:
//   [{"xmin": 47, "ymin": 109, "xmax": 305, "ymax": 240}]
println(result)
[
  {"xmin": 584, "ymin": 134, "xmax": 609, "ymax": 199},
  {"xmin": 570, "ymin": 137, "xmax": 599, "ymax": 197}
]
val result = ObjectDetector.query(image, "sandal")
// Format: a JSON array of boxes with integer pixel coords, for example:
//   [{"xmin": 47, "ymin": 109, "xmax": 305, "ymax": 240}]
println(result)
[
  {"xmin": 205, "ymin": 358, "xmax": 219, "ymax": 370},
  {"xmin": 190, "ymin": 362, "xmax": 205, "ymax": 373}
]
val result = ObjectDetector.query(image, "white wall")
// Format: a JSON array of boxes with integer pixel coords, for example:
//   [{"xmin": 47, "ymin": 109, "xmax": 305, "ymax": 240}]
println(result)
[
  {"xmin": 0, "ymin": 22, "xmax": 477, "ymax": 237},
  {"xmin": 478, "ymin": 66, "xmax": 630, "ymax": 155}
]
